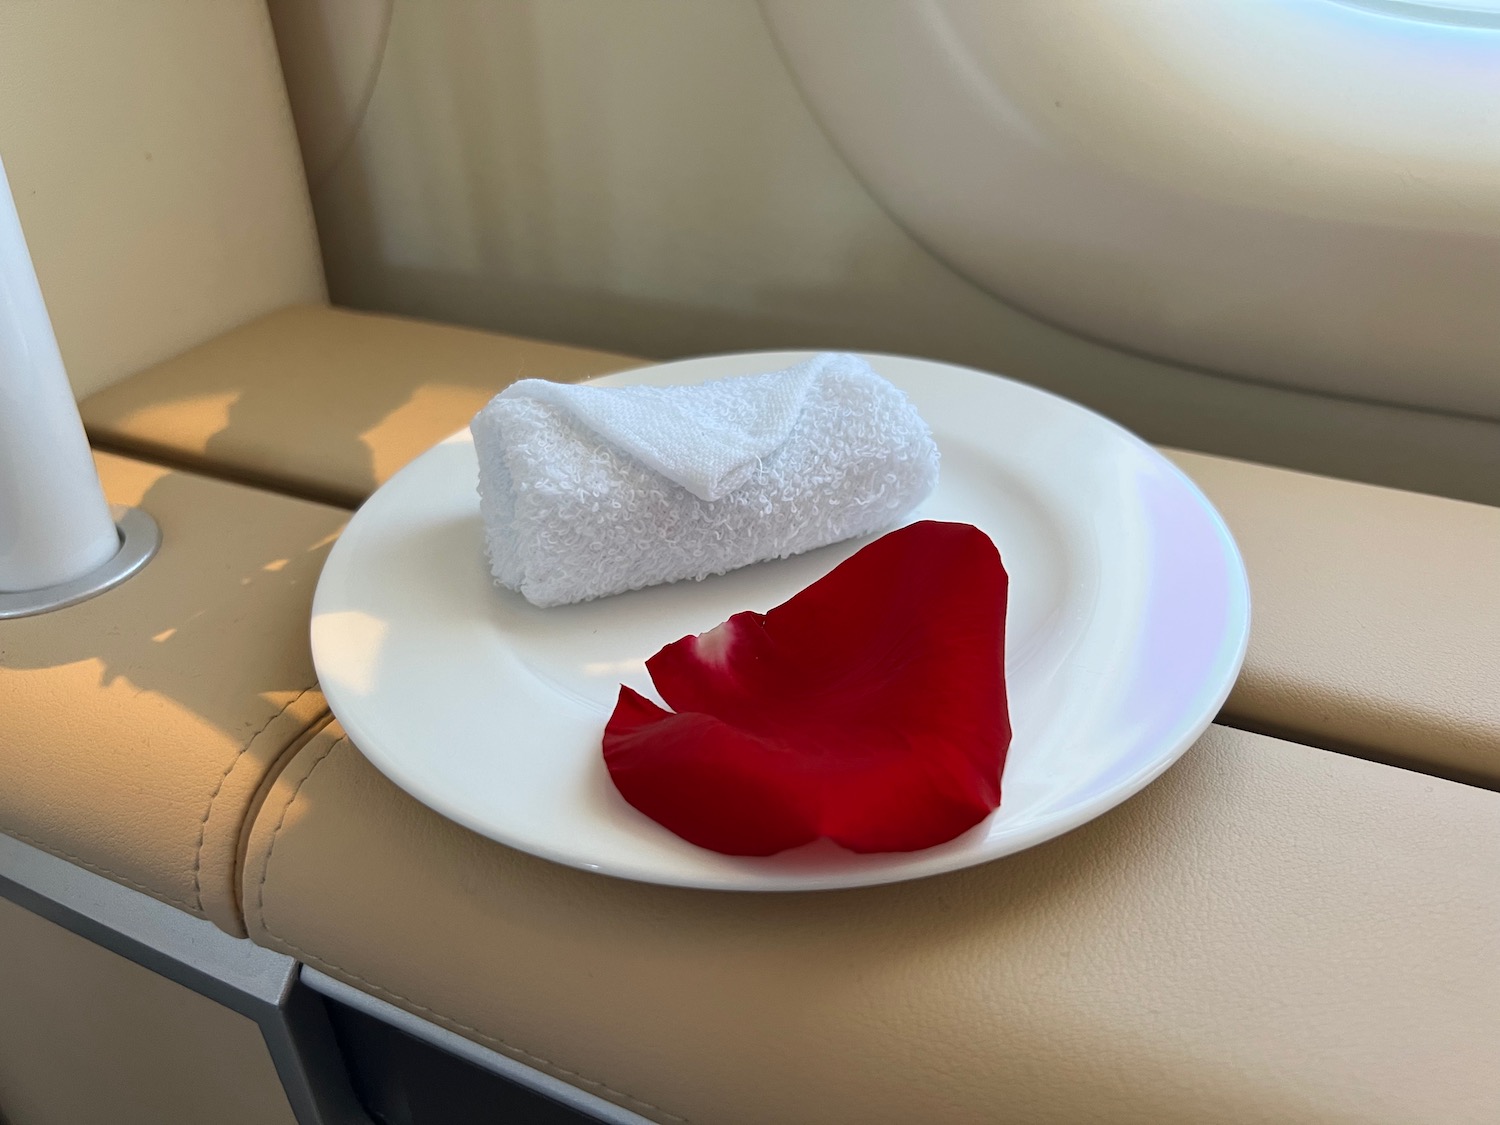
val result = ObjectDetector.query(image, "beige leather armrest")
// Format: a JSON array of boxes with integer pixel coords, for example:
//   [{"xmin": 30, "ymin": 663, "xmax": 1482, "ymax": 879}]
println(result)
[
  {"xmin": 80, "ymin": 305, "xmax": 643, "ymax": 508},
  {"xmin": 0, "ymin": 454, "xmax": 344, "ymax": 935},
  {"xmin": 244, "ymin": 725, "xmax": 1500, "ymax": 1124},
  {"xmin": 1167, "ymin": 449, "xmax": 1500, "ymax": 786},
  {"xmin": 81, "ymin": 306, "xmax": 1498, "ymax": 784}
]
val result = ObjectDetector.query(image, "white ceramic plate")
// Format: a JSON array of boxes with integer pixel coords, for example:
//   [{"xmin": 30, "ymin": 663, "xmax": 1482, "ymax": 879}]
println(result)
[{"xmin": 312, "ymin": 352, "xmax": 1249, "ymax": 890}]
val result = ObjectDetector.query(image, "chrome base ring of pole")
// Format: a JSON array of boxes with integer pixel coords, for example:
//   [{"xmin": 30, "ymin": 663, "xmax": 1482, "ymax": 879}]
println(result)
[{"xmin": 0, "ymin": 506, "xmax": 161, "ymax": 619}]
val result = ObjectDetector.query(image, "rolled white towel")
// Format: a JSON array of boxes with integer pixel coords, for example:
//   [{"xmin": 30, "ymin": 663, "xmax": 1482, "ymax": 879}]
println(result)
[{"xmin": 470, "ymin": 353, "xmax": 939, "ymax": 607}]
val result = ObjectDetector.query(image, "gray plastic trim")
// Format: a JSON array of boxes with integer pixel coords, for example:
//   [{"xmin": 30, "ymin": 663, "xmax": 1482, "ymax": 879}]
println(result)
[{"xmin": 302, "ymin": 967, "xmax": 656, "ymax": 1125}]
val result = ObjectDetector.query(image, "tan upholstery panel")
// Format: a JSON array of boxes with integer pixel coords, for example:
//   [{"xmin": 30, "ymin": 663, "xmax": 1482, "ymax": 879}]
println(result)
[
  {"xmin": 244, "ymin": 725, "xmax": 1500, "ymax": 1125},
  {"xmin": 1167, "ymin": 448, "xmax": 1500, "ymax": 785},
  {"xmin": 0, "ymin": 896, "xmax": 298, "ymax": 1125},
  {"xmin": 80, "ymin": 305, "xmax": 643, "ymax": 508},
  {"xmin": 0, "ymin": 0, "xmax": 324, "ymax": 398},
  {"xmin": 0, "ymin": 454, "xmax": 344, "ymax": 935}
]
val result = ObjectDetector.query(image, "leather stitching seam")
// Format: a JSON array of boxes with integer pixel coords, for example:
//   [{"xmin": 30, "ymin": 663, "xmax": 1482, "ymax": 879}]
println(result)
[
  {"xmin": 193, "ymin": 685, "xmax": 318, "ymax": 911},
  {"xmin": 3, "ymin": 827, "xmax": 198, "ymax": 914},
  {"xmin": 255, "ymin": 738, "xmax": 690, "ymax": 1125}
]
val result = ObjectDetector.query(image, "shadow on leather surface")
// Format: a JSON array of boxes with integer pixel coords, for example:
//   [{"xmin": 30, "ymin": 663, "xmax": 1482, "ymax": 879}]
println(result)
[
  {"xmin": 0, "ymin": 454, "xmax": 345, "ymax": 929},
  {"xmin": 0, "ymin": 469, "xmax": 335, "ymax": 729},
  {"xmin": 81, "ymin": 305, "xmax": 642, "ymax": 510}
]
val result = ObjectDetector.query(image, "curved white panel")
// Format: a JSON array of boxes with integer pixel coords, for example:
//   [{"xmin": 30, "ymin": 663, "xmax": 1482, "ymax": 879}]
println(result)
[{"xmin": 761, "ymin": 0, "xmax": 1500, "ymax": 419}]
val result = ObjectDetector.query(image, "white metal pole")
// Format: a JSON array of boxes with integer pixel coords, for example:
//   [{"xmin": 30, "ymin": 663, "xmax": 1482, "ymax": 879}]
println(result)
[{"xmin": 0, "ymin": 152, "xmax": 120, "ymax": 593}]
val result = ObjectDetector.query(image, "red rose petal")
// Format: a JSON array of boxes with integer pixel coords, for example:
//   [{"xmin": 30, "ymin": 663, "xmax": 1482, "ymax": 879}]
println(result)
[{"xmin": 603, "ymin": 521, "xmax": 1010, "ymax": 856}]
